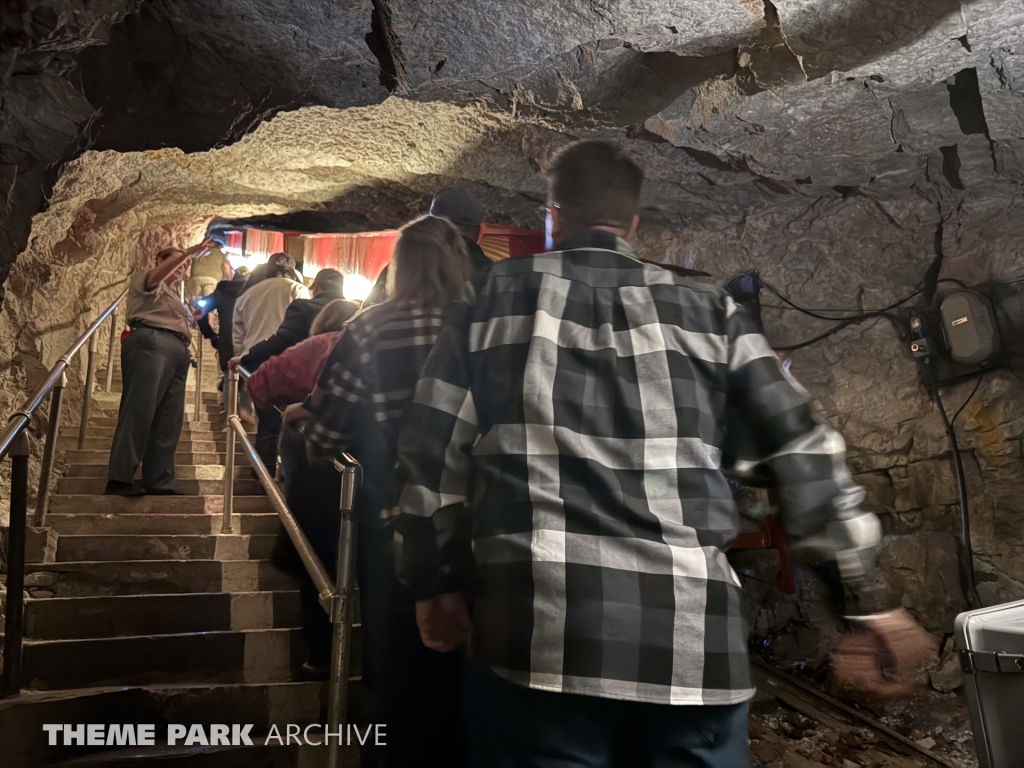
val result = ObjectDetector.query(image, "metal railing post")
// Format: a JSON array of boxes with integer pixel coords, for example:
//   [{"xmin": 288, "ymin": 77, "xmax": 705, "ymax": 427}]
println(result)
[
  {"xmin": 193, "ymin": 333, "xmax": 204, "ymax": 422},
  {"xmin": 326, "ymin": 458, "xmax": 360, "ymax": 768},
  {"xmin": 77, "ymin": 333, "xmax": 99, "ymax": 450},
  {"xmin": 32, "ymin": 373, "xmax": 67, "ymax": 527},
  {"xmin": 221, "ymin": 369, "xmax": 238, "ymax": 534},
  {"xmin": 2, "ymin": 432, "xmax": 30, "ymax": 698},
  {"xmin": 103, "ymin": 308, "xmax": 118, "ymax": 392}
]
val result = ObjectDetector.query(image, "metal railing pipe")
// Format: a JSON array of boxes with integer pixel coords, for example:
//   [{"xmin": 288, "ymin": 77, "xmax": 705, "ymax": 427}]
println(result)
[
  {"xmin": 0, "ymin": 289, "xmax": 127, "ymax": 462},
  {"xmin": 326, "ymin": 457, "xmax": 360, "ymax": 768},
  {"xmin": 225, "ymin": 413, "xmax": 336, "ymax": 600},
  {"xmin": 32, "ymin": 373, "xmax": 66, "ymax": 527},
  {"xmin": 77, "ymin": 333, "xmax": 99, "ymax": 450},
  {"xmin": 2, "ymin": 433, "xmax": 30, "ymax": 698},
  {"xmin": 221, "ymin": 370, "xmax": 239, "ymax": 534},
  {"xmin": 225, "ymin": 364, "xmax": 360, "ymax": 765},
  {"xmin": 103, "ymin": 308, "xmax": 118, "ymax": 392},
  {"xmin": 192, "ymin": 333, "xmax": 204, "ymax": 422}
]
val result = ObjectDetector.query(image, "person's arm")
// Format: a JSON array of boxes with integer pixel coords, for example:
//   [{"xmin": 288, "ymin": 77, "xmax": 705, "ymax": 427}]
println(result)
[
  {"xmin": 145, "ymin": 239, "xmax": 214, "ymax": 289},
  {"xmin": 231, "ymin": 295, "xmax": 246, "ymax": 357},
  {"xmin": 196, "ymin": 292, "xmax": 218, "ymax": 343},
  {"xmin": 241, "ymin": 301, "xmax": 308, "ymax": 370},
  {"xmin": 723, "ymin": 296, "xmax": 880, "ymax": 582},
  {"xmin": 303, "ymin": 325, "xmax": 367, "ymax": 461},
  {"xmin": 248, "ymin": 336, "xmax": 329, "ymax": 409},
  {"xmin": 390, "ymin": 287, "xmax": 480, "ymax": 603}
]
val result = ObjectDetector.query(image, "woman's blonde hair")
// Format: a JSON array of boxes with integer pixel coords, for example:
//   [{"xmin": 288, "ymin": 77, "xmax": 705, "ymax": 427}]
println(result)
[
  {"xmin": 310, "ymin": 299, "xmax": 357, "ymax": 335},
  {"xmin": 390, "ymin": 215, "xmax": 473, "ymax": 309}
]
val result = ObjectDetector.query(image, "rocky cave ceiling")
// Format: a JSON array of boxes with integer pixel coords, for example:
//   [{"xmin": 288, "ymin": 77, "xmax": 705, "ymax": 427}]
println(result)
[{"xmin": 2, "ymin": 1, "xmax": 1024, "ymax": 269}]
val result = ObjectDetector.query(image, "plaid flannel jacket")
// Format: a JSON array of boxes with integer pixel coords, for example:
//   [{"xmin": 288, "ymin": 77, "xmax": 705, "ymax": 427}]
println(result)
[
  {"xmin": 393, "ymin": 229, "xmax": 867, "ymax": 706},
  {"xmin": 304, "ymin": 299, "xmax": 448, "ymax": 509}
]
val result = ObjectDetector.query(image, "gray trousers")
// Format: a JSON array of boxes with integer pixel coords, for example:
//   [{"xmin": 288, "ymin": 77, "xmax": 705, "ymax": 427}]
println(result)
[{"xmin": 107, "ymin": 327, "xmax": 191, "ymax": 490}]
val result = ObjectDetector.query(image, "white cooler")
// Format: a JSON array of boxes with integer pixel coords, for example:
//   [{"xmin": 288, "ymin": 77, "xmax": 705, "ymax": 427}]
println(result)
[{"xmin": 955, "ymin": 599, "xmax": 1024, "ymax": 768}]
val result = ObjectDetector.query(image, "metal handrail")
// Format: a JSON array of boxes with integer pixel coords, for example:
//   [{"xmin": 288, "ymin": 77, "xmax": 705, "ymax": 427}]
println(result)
[
  {"xmin": 222, "ymin": 368, "xmax": 359, "ymax": 767},
  {"xmin": 225, "ymin": 413, "xmax": 337, "ymax": 601},
  {"xmin": 0, "ymin": 288, "xmax": 127, "ymax": 462},
  {"xmin": 2, "ymin": 286, "xmax": 127, "ymax": 698}
]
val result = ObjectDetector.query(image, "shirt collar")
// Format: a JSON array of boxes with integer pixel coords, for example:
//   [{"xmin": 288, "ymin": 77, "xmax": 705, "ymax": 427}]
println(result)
[{"xmin": 553, "ymin": 228, "xmax": 638, "ymax": 261}]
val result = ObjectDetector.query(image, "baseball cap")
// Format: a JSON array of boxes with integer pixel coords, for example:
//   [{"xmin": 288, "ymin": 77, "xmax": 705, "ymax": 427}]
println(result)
[
  {"xmin": 267, "ymin": 252, "xmax": 296, "ymax": 269},
  {"xmin": 430, "ymin": 188, "xmax": 483, "ymax": 228}
]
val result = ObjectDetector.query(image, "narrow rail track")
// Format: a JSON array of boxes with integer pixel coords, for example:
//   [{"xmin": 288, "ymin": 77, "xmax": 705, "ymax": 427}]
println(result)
[{"xmin": 752, "ymin": 659, "xmax": 959, "ymax": 768}]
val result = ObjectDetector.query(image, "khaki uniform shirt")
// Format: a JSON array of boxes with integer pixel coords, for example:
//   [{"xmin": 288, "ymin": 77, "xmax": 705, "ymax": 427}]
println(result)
[{"xmin": 127, "ymin": 269, "xmax": 193, "ymax": 340}]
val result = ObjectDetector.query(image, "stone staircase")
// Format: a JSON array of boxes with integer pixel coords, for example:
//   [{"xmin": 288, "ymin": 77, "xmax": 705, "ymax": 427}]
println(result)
[{"xmin": 1, "ymin": 342, "xmax": 360, "ymax": 767}]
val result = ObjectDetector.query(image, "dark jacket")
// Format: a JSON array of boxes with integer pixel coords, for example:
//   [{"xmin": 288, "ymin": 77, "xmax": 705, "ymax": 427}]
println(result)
[
  {"xmin": 240, "ymin": 292, "xmax": 356, "ymax": 371},
  {"xmin": 197, "ymin": 279, "xmax": 245, "ymax": 371}
]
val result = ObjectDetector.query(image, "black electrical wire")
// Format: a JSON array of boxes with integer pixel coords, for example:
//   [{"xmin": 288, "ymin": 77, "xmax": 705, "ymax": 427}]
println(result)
[
  {"xmin": 951, "ymin": 375, "xmax": 984, "ymax": 426},
  {"xmin": 757, "ymin": 275, "xmax": 1024, "ymax": 352},
  {"xmin": 755, "ymin": 276, "xmax": 921, "ymax": 321},
  {"xmin": 924, "ymin": 363, "xmax": 984, "ymax": 610}
]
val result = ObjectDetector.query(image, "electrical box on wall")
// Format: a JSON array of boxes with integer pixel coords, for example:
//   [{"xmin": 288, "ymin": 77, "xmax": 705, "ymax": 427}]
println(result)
[
  {"xmin": 910, "ymin": 289, "xmax": 1004, "ymax": 383},
  {"xmin": 940, "ymin": 291, "xmax": 1001, "ymax": 365}
]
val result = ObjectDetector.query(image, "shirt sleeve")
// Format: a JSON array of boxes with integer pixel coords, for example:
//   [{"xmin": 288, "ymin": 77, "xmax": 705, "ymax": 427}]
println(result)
[
  {"xmin": 724, "ymin": 296, "xmax": 880, "ymax": 581},
  {"xmin": 390, "ymin": 286, "xmax": 480, "ymax": 600},
  {"xmin": 242, "ymin": 302, "xmax": 305, "ymax": 370},
  {"xmin": 304, "ymin": 325, "xmax": 367, "ymax": 459},
  {"xmin": 232, "ymin": 294, "xmax": 246, "ymax": 356}
]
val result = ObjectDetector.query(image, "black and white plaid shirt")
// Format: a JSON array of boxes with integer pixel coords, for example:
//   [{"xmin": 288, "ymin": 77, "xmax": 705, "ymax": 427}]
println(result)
[
  {"xmin": 393, "ymin": 229, "xmax": 869, "ymax": 706},
  {"xmin": 305, "ymin": 299, "xmax": 448, "ymax": 515}
]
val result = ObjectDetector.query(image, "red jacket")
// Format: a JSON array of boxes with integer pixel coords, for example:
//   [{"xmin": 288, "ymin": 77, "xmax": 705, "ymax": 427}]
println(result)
[{"xmin": 246, "ymin": 331, "xmax": 341, "ymax": 409}]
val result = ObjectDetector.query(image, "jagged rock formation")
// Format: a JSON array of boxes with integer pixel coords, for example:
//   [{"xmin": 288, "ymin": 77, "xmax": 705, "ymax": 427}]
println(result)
[{"xmin": 3, "ymin": 0, "xmax": 1024, "ymax": 676}]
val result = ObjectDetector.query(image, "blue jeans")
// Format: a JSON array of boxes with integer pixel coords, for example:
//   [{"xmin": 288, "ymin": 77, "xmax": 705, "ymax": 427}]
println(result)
[{"xmin": 464, "ymin": 662, "xmax": 750, "ymax": 768}]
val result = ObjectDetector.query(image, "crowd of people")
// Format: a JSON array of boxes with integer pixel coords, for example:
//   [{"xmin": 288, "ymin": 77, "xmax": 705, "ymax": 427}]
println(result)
[{"xmin": 102, "ymin": 139, "xmax": 920, "ymax": 768}]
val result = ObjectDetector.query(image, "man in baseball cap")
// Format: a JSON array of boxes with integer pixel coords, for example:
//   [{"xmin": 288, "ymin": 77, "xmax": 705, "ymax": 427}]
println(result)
[
  {"xmin": 364, "ymin": 187, "xmax": 494, "ymax": 306},
  {"xmin": 429, "ymin": 187, "xmax": 492, "ymax": 272}
]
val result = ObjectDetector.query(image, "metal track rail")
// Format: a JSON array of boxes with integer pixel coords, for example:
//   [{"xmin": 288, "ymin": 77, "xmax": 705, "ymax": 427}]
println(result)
[{"xmin": 753, "ymin": 658, "xmax": 955, "ymax": 767}]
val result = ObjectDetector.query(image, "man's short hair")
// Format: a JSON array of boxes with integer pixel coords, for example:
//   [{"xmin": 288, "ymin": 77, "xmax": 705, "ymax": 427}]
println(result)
[
  {"xmin": 548, "ymin": 141, "xmax": 644, "ymax": 233},
  {"xmin": 311, "ymin": 268, "xmax": 345, "ymax": 298}
]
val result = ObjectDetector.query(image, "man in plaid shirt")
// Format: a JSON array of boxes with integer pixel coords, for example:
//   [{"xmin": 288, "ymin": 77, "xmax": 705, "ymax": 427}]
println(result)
[{"xmin": 392, "ymin": 141, "xmax": 882, "ymax": 766}]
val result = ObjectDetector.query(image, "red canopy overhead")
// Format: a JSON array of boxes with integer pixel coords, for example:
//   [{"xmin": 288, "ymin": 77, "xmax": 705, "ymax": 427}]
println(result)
[
  {"xmin": 244, "ymin": 228, "xmax": 285, "ymax": 262},
  {"xmin": 301, "ymin": 230, "xmax": 400, "ymax": 280}
]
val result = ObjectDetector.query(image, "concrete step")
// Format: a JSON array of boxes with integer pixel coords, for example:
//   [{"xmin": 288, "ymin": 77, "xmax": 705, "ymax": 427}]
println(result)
[
  {"xmin": 58, "ymin": 438, "xmax": 237, "ymax": 453},
  {"xmin": 21, "ymin": 628, "xmax": 306, "ymax": 690},
  {"xmin": 46, "ymin": 495, "xmax": 273, "ymax": 515},
  {"xmin": 54, "ymin": 534, "xmax": 278, "ymax": 562},
  {"xmin": 63, "ymin": 424, "xmax": 229, "ymax": 439},
  {"xmin": 63, "ymin": 451, "xmax": 237, "ymax": 466},
  {"xmin": 23, "ymin": 559, "xmax": 299, "ymax": 597},
  {"xmin": 54, "ymin": 478, "xmax": 266, "ymax": 496},
  {"xmin": 24, "ymin": 592, "xmax": 301, "ymax": 640},
  {"xmin": 45, "ymin": 513, "xmax": 283, "ymax": 536},
  {"xmin": 90, "ymin": 404, "xmax": 224, "ymax": 420},
  {"xmin": 0, "ymin": 681, "xmax": 333, "ymax": 768},
  {"xmin": 81, "ymin": 416, "xmax": 232, "ymax": 429},
  {"xmin": 64, "ymin": 465, "xmax": 256, "ymax": 480}
]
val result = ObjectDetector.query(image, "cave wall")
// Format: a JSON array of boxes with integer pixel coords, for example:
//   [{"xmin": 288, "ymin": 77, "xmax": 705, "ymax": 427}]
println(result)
[{"xmin": 2, "ymin": 0, "xmax": 1024, "ymax": 678}]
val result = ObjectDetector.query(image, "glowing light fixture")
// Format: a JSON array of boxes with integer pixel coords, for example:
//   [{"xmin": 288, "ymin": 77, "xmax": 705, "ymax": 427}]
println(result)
[{"xmin": 343, "ymin": 274, "xmax": 373, "ymax": 302}]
